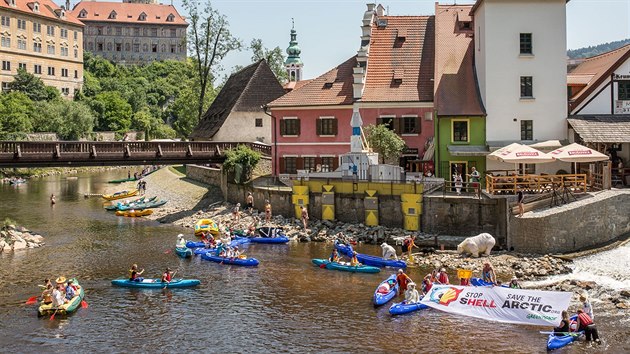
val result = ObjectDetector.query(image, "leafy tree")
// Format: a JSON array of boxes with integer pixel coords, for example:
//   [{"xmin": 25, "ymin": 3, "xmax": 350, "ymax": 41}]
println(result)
[
  {"xmin": 0, "ymin": 92, "xmax": 34, "ymax": 137},
  {"xmin": 80, "ymin": 71, "xmax": 102, "ymax": 97},
  {"xmin": 60, "ymin": 101, "xmax": 95, "ymax": 140},
  {"xmin": 223, "ymin": 145, "xmax": 261, "ymax": 183},
  {"xmin": 250, "ymin": 38, "xmax": 288, "ymax": 83},
  {"xmin": 182, "ymin": 0, "xmax": 242, "ymax": 121},
  {"xmin": 169, "ymin": 82, "xmax": 215, "ymax": 138},
  {"xmin": 8, "ymin": 68, "xmax": 49, "ymax": 101},
  {"xmin": 364, "ymin": 124, "xmax": 406, "ymax": 164},
  {"xmin": 91, "ymin": 91, "xmax": 132, "ymax": 132},
  {"xmin": 84, "ymin": 52, "xmax": 117, "ymax": 77},
  {"xmin": 45, "ymin": 86, "xmax": 61, "ymax": 101}
]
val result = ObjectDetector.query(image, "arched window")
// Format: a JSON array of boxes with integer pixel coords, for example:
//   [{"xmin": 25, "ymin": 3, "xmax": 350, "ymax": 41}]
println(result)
[
  {"xmin": 142, "ymin": 43, "xmax": 148, "ymax": 52},
  {"xmin": 125, "ymin": 43, "xmax": 130, "ymax": 51},
  {"xmin": 160, "ymin": 44, "xmax": 165, "ymax": 52},
  {"xmin": 106, "ymin": 42, "xmax": 112, "ymax": 51}
]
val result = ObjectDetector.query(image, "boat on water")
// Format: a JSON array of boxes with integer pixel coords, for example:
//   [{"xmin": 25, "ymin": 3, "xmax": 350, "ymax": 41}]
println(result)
[
  {"xmin": 311, "ymin": 259, "xmax": 381, "ymax": 273},
  {"xmin": 115, "ymin": 209, "xmax": 153, "ymax": 217},
  {"xmin": 111, "ymin": 278, "xmax": 201, "ymax": 289},
  {"xmin": 373, "ymin": 274, "xmax": 399, "ymax": 307},
  {"xmin": 102, "ymin": 189, "xmax": 139, "ymax": 201},
  {"xmin": 104, "ymin": 196, "xmax": 157, "ymax": 211},
  {"xmin": 470, "ymin": 278, "xmax": 508, "ymax": 287},
  {"xmin": 194, "ymin": 219, "xmax": 219, "ymax": 237},
  {"xmin": 388, "ymin": 301, "xmax": 428, "ymax": 316},
  {"xmin": 547, "ymin": 332, "xmax": 583, "ymax": 351},
  {"xmin": 9, "ymin": 178, "xmax": 27, "ymax": 185},
  {"xmin": 175, "ymin": 247, "xmax": 193, "ymax": 258},
  {"xmin": 186, "ymin": 237, "xmax": 250, "ymax": 249},
  {"xmin": 117, "ymin": 199, "xmax": 167, "ymax": 211},
  {"xmin": 335, "ymin": 243, "xmax": 407, "ymax": 269},
  {"xmin": 200, "ymin": 252, "xmax": 259, "ymax": 266},
  {"xmin": 249, "ymin": 227, "xmax": 289, "ymax": 243},
  {"xmin": 38, "ymin": 278, "xmax": 85, "ymax": 317}
]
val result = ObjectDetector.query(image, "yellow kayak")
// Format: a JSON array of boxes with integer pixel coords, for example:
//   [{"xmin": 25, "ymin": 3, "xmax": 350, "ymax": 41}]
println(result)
[
  {"xmin": 102, "ymin": 189, "xmax": 139, "ymax": 201},
  {"xmin": 38, "ymin": 278, "xmax": 84, "ymax": 317},
  {"xmin": 194, "ymin": 219, "xmax": 219, "ymax": 236},
  {"xmin": 115, "ymin": 209, "xmax": 153, "ymax": 217}
]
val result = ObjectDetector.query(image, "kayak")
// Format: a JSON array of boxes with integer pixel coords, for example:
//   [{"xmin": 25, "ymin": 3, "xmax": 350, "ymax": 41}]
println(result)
[
  {"xmin": 38, "ymin": 278, "xmax": 84, "ymax": 316},
  {"xmin": 186, "ymin": 237, "xmax": 250, "ymax": 249},
  {"xmin": 335, "ymin": 243, "xmax": 407, "ymax": 269},
  {"xmin": 111, "ymin": 278, "xmax": 201, "ymax": 289},
  {"xmin": 175, "ymin": 247, "xmax": 193, "ymax": 258},
  {"xmin": 249, "ymin": 236, "xmax": 290, "ymax": 244},
  {"xmin": 470, "ymin": 278, "xmax": 508, "ymax": 287},
  {"xmin": 115, "ymin": 209, "xmax": 153, "ymax": 217},
  {"xmin": 200, "ymin": 252, "xmax": 259, "ymax": 266},
  {"xmin": 102, "ymin": 189, "xmax": 139, "ymax": 201},
  {"xmin": 373, "ymin": 274, "xmax": 399, "ymax": 306},
  {"xmin": 118, "ymin": 200, "xmax": 167, "ymax": 211},
  {"xmin": 389, "ymin": 301, "xmax": 429, "ymax": 316},
  {"xmin": 9, "ymin": 178, "xmax": 26, "ymax": 185},
  {"xmin": 194, "ymin": 219, "xmax": 219, "ymax": 237},
  {"xmin": 312, "ymin": 259, "xmax": 381, "ymax": 273},
  {"xmin": 105, "ymin": 196, "xmax": 157, "ymax": 210},
  {"xmin": 547, "ymin": 332, "xmax": 583, "ymax": 351}
]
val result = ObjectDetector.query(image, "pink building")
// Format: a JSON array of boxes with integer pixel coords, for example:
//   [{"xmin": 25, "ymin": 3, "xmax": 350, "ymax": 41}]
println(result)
[{"xmin": 267, "ymin": 5, "xmax": 435, "ymax": 175}]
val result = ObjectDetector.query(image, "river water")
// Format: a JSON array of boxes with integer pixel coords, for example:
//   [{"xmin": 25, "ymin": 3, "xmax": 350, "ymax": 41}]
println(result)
[{"xmin": 0, "ymin": 172, "xmax": 627, "ymax": 353}]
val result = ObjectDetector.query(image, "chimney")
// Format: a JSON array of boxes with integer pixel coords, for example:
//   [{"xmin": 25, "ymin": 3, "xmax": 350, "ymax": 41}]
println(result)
[
  {"xmin": 354, "ymin": 3, "xmax": 376, "ymax": 99},
  {"xmin": 65, "ymin": 0, "xmax": 70, "ymax": 11}
]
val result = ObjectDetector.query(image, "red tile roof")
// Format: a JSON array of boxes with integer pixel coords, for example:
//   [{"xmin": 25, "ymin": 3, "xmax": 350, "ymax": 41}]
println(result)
[
  {"xmin": 434, "ymin": 4, "xmax": 485, "ymax": 116},
  {"xmin": 283, "ymin": 79, "xmax": 313, "ymax": 92},
  {"xmin": 72, "ymin": 1, "xmax": 187, "ymax": 26},
  {"xmin": 361, "ymin": 16, "xmax": 435, "ymax": 103},
  {"xmin": 569, "ymin": 44, "xmax": 630, "ymax": 112},
  {"xmin": 268, "ymin": 56, "xmax": 356, "ymax": 108},
  {"xmin": 0, "ymin": 0, "xmax": 84, "ymax": 26}
]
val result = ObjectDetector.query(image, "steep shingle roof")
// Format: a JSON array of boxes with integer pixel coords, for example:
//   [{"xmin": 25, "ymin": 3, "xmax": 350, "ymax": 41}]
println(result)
[
  {"xmin": 190, "ymin": 60, "xmax": 285, "ymax": 140},
  {"xmin": 361, "ymin": 16, "xmax": 435, "ymax": 103},
  {"xmin": 568, "ymin": 115, "xmax": 630, "ymax": 143},
  {"xmin": 434, "ymin": 4, "xmax": 485, "ymax": 116},
  {"xmin": 0, "ymin": 0, "xmax": 83, "ymax": 26},
  {"xmin": 267, "ymin": 56, "xmax": 356, "ymax": 108},
  {"xmin": 569, "ymin": 44, "xmax": 630, "ymax": 112},
  {"xmin": 72, "ymin": 1, "xmax": 187, "ymax": 25}
]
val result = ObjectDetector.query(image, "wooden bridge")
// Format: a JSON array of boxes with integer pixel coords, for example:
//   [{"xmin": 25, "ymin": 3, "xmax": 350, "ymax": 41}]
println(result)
[{"xmin": 0, "ymin": 141, "xmax": 271, "ymax": 167}]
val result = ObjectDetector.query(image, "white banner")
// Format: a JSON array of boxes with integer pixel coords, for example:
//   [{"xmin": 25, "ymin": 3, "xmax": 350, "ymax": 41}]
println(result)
[{"xmin": 420, "ymin": 285, "xmax": 572, "ymax": 326}]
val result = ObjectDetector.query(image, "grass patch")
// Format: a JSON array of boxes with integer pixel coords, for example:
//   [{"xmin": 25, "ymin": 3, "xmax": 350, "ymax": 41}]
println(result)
[{"xmin": 169, "ymin": 165, "xmax": 187, "ymax": 176}]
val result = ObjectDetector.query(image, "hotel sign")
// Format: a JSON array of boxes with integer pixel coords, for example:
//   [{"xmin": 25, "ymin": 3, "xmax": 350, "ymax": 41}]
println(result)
[
  {"xmin": 613, "ymin": 74, "xmax": 630, "ymax": 80},
  {"xmin": 615, "ymin": 100, "xmax": 630, "ymax": 114}
]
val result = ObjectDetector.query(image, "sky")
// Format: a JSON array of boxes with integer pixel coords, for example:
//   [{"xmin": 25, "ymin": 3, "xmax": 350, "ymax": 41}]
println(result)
[{"xmin": 63, "ymin": 0, "xmax": 630, "ymax": 81}]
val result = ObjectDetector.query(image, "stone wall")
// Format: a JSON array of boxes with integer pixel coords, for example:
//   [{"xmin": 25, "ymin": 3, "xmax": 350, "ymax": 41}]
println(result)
[
  {"xmin": 509, "ymin": 191, "xmax": 630, "ymax": 253},
  {"xmin": 186, "ymin": 165, "xmax": 222, "ymax": 187},
  {"xmin": 422, "ymin": 195, "xmax": 509, "ymax": 245}
]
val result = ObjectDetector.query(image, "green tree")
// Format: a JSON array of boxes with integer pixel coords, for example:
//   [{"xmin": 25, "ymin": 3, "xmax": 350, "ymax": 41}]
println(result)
[
  {"xmin": 7, "ymin": 68, "xmax": 49, "ymax": 101},
  {"xmin": 91, "ymin": 91, "xmax": 132, "ymax": 132},
  {"xmin": 364, "ymin": 124, "xmax": 406, "ymax": 164},
  {"xmin": 223, "ymin": 145, "xmax": 261, "ymax": 183},
  {"xmin": 60, "ymin": 101, "xmax": 95, "ymax": 140},
  {"xmin": 0, "ymin": 92, "xmax": 34, "ymax": 137},
  {"xmin": 84, "ymin": 52, "xmax": 117, "ymax": 77},
  {"xmin": 182, "ymin": 0, "xmax": 242, "ymax": 121},
  {"xmin": 250, "ymin": 38, "xmax": 288, "ymax": 83},
  {"xmin": 169, "ymin": 82, "xmax": 215, "ymax": 138}
]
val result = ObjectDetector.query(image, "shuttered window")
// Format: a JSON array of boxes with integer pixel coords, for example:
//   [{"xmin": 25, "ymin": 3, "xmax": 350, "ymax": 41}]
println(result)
[
  {"xmin": 303, "ymin": 157, "xmax": 316, "ymax": 171},
  {"xmin": 317, "ymin": 117, "xmax": 338, "ymax": 136},
  {"xmin": 280, "ymin": 118, "xmax": 300, "ymax": 136},
  {"xmin": 284, "ymin": 157, "xmax": 297, "ymax": 174}
]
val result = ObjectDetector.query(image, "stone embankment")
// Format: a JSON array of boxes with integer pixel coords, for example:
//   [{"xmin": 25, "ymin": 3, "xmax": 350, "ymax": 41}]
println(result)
[
  {"xmin": 0, "ymin": 224, "xmax": 45, "ymax": 252},
  {"xmin": 1, "ymin": 166, "xmax": 129, "ymax": 182}
]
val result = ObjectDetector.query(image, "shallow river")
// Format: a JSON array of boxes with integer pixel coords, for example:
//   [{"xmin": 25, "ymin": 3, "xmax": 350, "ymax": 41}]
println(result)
[{"xmin": 0, "ymin": 172, "xmax": 627, "ymax": 353}]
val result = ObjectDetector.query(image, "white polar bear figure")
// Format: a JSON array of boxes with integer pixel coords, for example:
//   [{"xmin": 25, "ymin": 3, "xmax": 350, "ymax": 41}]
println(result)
[
  {"xmin": 457, "ymin": 233, "xmax": 496, "ymax": 258},
  {"xmin": 381, "ymin": 243, "xmax": 398, "ymax": 260}
]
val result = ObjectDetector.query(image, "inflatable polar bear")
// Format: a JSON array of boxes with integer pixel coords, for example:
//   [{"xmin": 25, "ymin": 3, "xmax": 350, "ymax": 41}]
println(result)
[{"xmin": 457, "ymin": 233, "xmax": 496, "ymax": 258}]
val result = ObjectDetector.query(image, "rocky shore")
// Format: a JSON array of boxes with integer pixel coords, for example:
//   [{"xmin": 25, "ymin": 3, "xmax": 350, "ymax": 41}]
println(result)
[
  {"xmin": 1, "ymin": 166, "xmax": 129, "ymax": 182},
  {"xmin": 0, "ymin": 224, "xmax": 45, "ymax": 252}
]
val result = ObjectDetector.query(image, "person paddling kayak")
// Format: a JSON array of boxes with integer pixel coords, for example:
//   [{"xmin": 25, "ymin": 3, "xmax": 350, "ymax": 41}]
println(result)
[
  {"xmin": 329, "ymin": 249, "xmax": 340, "ymax": 263},
  {"xmin": 129, "ymin": 264, "xmax": 145, "ymax": 282},
  {"xmin": 161, "ymin": 268, "xmax": 176, "ymax": 283}
]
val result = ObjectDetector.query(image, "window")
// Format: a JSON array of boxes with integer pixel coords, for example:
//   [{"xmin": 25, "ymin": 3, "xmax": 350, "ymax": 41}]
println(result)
[
  {"xmin": 33, "ymin": 42, "xmax": 42, "ymax": 52},
  {"xmin": 1, "ymin": 82, "xmax": 9, "ymax": 92},
  {"xmin": 280, "ymin": 118, "xmax": 300, "ymax": 136},
  {"xmin": 520, "ymin": 33, "xmax": 532, "ymax": 55},
  {"xmin": 61, "ymin": 47, "xmax": 68, "ymax": 56},
  {"xmin": 167, "ymin": 14, "xmax": 175, "ymax": 22},
  {"xmin": 151, "ymin": 28, "xmax": 158, "ymax": 37},
  {"xmin": 17, "ymin": 19, "xmax": 26, "ymax": 30},
  {"xmin": 303, "ymin": 157, "xmax": 316, "ymax": 172},
  {"xmin": 74, "ymin": 48, "xmax": 78, "ymax": 58},
  {"xmin": 74, "ymin": 31, "xmax": 77, "ymax": 40},
  {"xmin": 116, "ymin": 27, "xmax": 121, "ymax": 36},
  {"xmin": 521, "ymin": 120, "xmax": 533, "ymax": 140},
  {"xmin": 520, "ymin": 76, "xmax": 533, "ymax": 98},
  {"xmin": 34, "ymin": 64, "xmax": 42, "ymax": 74},
  {"xmin": 61, "ymin": 87, "xmax": 69, "ymax": 95},
  {"xmin": 125, "ymin": 43, "xmax": 130, "ymax": 51},
  {"xmin": 255, "ymin": 118, "xmax": 263, "ymax": 127},
  {"xmin": 317, "ymin": 117, "xmax": 337, "ymax": 136},
  {"xmin": 106, "ymin": 26, "xmax": 112, "ymax": 35},
  {"xmin": 97, "ymin": 43, "xmax": 103, "ymax": 51},
  {"xmin": 61, "ymin": 68, "xmax": 68, "ymax": 77},
  {"xmin": 116, "ymin": 43, "xmax": 121, "ymax": 52},
  {"xmin": 109, "ymin": 11, "xmax": 116, "ymax": 20},
  {"xmin": 452, "ymin": 120, "xmax": 469, "ymax": 142},
  {"xmin": 60, "ymin": 28, "xmax": 67, "ymax": 38},
  {"xmin": 47, "ymin": 44, "xmax": 55, "ymax": 55},
  {"xmin": 2, "ymin": 61, "xmax": 10, "ymax": 71},
  {"xmin": 133, "ymin": 43, "xmax": 139, "ymax": 52},
  {"xmin": 170, "ymin": 28, "xmax": 176, "ymax": 37},
  {"xmin": 33, "ymin": 22, "xmax": 41, "ymax": 33},
  {"xmin": 17, "ymin": 39, "xmax": 26, "ymax": 50},
  {"xmin": 1, "ymin": 36, "xmax": 9, "ymax": 48},
  {"xmin": 47, "ymin": 25, "xmax": 54, "ymax": 36},
  {"xmin": 377, "ymin": 116, "xmax": 395, "ymax": 131},
  {"xmin": 47, "ymin": 66, "xmax": 55, "ymax": 76},
  {"xmin": 18, "ymin": 63, "xmax": 26, "ymax": 70},
  {"xmin": 402, "ymin": 115, "xmax": 418, "ymax": 134},
  {"xmin": 284, "ymin": 157, "xmax": 297, "ymax": 174},
  {"xmin": 142, "ymin": 43, "xmax": 148, "ymax": 52},
  {"xmin": 106, "ymin": 42, "xmax": 112, "ymax": 51},
  {"xmin": 170, "ymin": 44, "xmax": 176, "ymax": 53},
  {"xmin": 321, "ymin": 157, "xmax": 335, "ymax": 172},
  {"xmin": 618, "ymin": 81, "xmax": 630, "ymax": 101},
  {"xmin": 139, "ymin": 12, "xmax": 146, "ymax": 21},
  {"xmin": 152, "ymin": 44, "xmax": 157, "ymax": 52},
  {"xmin": 97, "ymin": 27, "xmax": 103, "ymax": 35},
  {"xmin": 1, "ymin": 16, "xmax": 9, "ymax": 27},
  {"xmin": 134, "ymin": 27, "xmax": 140, "ymax": 36},
  {"xmin": 74, "ymin": 70, "xmax": 78, "ymax": 78}
]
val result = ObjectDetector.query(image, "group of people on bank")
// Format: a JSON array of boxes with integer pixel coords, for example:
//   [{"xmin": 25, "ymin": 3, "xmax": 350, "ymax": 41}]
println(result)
[
  {"xmin": 553, "ymin": 294, "xmax": 600, "ymax": 343},
  {"xmin": 41, "ymin": 277, "xmax": 78, "ymax": 307}
]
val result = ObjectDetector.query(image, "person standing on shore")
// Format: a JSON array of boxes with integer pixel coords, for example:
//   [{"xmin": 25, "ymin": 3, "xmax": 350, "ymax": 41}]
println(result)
[
  {"xmin": 576, "ymin": 309, "xmax": 601, "ymax": 343},
  {"xmin": 246, "ymin": 192, "xmax": 254, "ymax": 213},
  {"xmin": 301, "ymin": 206, "xmax": 309, "ymax": 230},
  {"xmin": 517, "ymin": 189, "xmax": 525, "ymax": 217},
  {"xmin": 264, "ymin": 200, "xmax": 272, "ymax": 223},
  {"xmin": 580, "ymin": 294, "xmax": 594, "ymax": 319},
  {"xmin": 467, "ymin": 167, "xmax": 481, "ymax": 199},
  {"xmin": 232, "ymin": 203, "xmax": 241, "ymax": 222},
  {"xmin": 454, "ymin": 172, "xmax": 463, "ymax": 195},
  {"xmin": 396, "ymin": 269, "xmax": 413, "ymax": 296}
]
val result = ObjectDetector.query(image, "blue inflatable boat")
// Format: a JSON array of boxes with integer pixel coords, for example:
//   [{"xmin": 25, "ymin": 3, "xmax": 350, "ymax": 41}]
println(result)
[
  {"xmin": 200, "ymin": 252, "xmax": 259, "ymax": 267},
  {"xmin": 373, "ymin": 274, "xmax": 399, "ymax": 306},
  {"xmin": 335, "ymin": 243, "xmax": 407, "ymax": 269},
  {"xmin": 249, "ymin": 236, "xmax": 290, "ymax": 244},
  {"xmin": 111, "ymin": 278, "xmax": 201, "ymax": 289},
  {"xmin": 175, "ymin": 247, "xmax": 193, "ymax": 258},
  {"xmin": 312, "ymin": 259, "xmax": 381, "ymax": 273},
  {"xmin": 388, "ymin": 301, "xmax": 429, "ymax": 315}
]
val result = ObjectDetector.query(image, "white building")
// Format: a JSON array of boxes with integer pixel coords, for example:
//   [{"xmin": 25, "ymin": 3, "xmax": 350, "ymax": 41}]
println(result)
[{"xmin": 472, "ymin": 0, "xmax": 569, "ymax": 173}]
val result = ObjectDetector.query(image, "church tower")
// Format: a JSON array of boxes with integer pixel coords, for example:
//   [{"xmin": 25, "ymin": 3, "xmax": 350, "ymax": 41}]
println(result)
[{"xmin": 285, "ymin": 20, "xmax": 303, "ymax": 82}]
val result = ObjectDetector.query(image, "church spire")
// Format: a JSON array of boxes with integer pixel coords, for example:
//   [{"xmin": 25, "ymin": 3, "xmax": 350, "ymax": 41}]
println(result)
[{"xmin": 285, "ymin": 19, "xmax": 303, "ymax": 82}]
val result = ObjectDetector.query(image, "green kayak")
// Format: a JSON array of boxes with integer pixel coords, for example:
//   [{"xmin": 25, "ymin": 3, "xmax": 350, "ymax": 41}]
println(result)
[{"xmin": 312, "ymin": 259, "xmax": 381, "ymax": 273}]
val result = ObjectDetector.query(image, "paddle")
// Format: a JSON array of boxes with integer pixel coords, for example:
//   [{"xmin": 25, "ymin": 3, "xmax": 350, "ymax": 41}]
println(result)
[
  {"xmin": 81, "ymin": 300, "xmax": 88, "ymax": 309},
  {"xmin": 49, "ymin": 309, "xmax": 59, "ymax": 320},
  {"xmin": 164, "ymin": 249, "xmax": 172, "ymax": 254},
  {"xmin": 25, "ymin": 296, "xmax": 38, "ymax": 305}
]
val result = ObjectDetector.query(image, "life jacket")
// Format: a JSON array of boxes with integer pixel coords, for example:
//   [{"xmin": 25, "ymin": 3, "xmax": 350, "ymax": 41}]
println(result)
[
  {"xmin": 129, "ymin": 270, "xmax": 137, "ymax": 280},
  {"xmin": 578, "ymin": 312, "xmax": 593, "ymax": 328},
  {"xmin": 163, "ymin": 272, "xmax": 172, "ymax": 282},
  {"xmin": 397, "ymin": 274, "xmax": 409, "ymax": 289},
  {"xmin": 438, "ymin": 272, "xmax": 449, "ymax": 284},
  {"xmin": 423, "ymin": 279, "xmax": 432, "ymax": 293}
]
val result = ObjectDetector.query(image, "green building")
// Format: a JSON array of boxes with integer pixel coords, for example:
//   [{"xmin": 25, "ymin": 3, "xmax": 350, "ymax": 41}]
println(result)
[{"xmin": 433, "ymin": 4, "xmax": 488, "ymax": 180}]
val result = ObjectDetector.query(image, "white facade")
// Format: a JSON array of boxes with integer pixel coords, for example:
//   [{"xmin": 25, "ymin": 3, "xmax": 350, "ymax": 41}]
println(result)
[
  {"xmin": 474, "ymin": 0, "xmax": 568, "ymax": 143},
  {"xmin": 572, "ymin": 59, "xmax": 630, "ymax": 115},
  {"xmin": 210, "ymin": 112, "xmax": 271, "ymax": 143}
]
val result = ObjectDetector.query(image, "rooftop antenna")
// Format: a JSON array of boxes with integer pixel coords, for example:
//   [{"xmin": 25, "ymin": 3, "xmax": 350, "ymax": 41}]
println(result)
[
  {"xmin": 386, "ymin": 6, "xmax": 389, "ymax": 15},
  {"xmin": 291, "ymin": 17, "xmax": 294, "ymax": 29}
]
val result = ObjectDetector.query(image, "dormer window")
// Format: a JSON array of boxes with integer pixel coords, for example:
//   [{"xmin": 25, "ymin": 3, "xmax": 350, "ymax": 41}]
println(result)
[
  {"xmin": 108, "ymin": 11, "xmax": 116, "ymax": 19},
  {"xmin": 166, "ymin": 14, "xmax": 175, "ymax": 22},
  {"xmin": 392, "ymin": 69, "xmax": 403, "ymax": 84},
  {"xmin": 8, "ymin": 0, "xmax": 16, "ymax": 7},
  {"xmin": 459, "ymin": 21, "xmax": 472, "ymax": 31},
  {"xmin": 138, "ymin": 12, "xmax": 146, "ymax": 21},
  {"xmin": 396, "ymin": 28, "xmax": 407, "ymax": 40},
  {"xmin": 78, "ymin": 9, "xmax": 87, "ymax": 18},
  {"xmin": 28, "ymin": 1, "xmax": 40, "ymax": 12}
]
